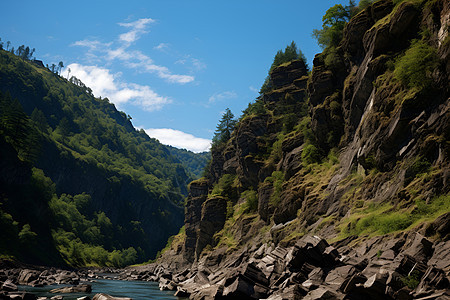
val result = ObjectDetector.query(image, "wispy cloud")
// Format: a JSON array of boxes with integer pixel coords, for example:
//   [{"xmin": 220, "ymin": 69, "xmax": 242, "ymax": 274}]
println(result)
[
  {"xmin": 191, "ymin": 58, "xmax": 207, "ymax": 71},
  {"xmin": 72, "ymin": 39, "xmax": 112, "ymax": 51},
  {"xmin": 208, "ymin": 91, "xmax": 237, "ymax": 104},
  {"xmin": 144, "ymin": 128, "xmax": 211, "ymax": 152},
  {"xmin": 72, "ymin": 18, "xmax": 194, "ymax": 84},
  {"xmin": 66, "ymin": 63, "xmax": 171, "ymax": 111},
  {"xmin": 118, "ymin": 18, "xmax": 155, "ymax": 43},
  {"xmin": 154, "ymin": 43, "xmax": 169, "ymax": 51},
  {"xmin": 249, "ymin": 86, "xmax": 259, "ymax": 93},
  {"xmin": 175, "ymin": 56, "xmax": 206, "ymax": 72}
]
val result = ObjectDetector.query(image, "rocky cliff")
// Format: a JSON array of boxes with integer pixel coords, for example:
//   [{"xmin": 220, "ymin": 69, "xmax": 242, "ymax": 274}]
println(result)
[{"xmin": 136, "ymin": 0, "xmax": 450, "ymax": 299}]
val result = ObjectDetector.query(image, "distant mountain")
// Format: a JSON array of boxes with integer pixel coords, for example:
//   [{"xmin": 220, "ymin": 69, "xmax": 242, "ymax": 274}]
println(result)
[
  {"xmin": 0, "ymin": 48, "xmax": 190, "ymax": 266},
  {"xmin": 167, "ymin": 146, "xmax": 210, "ymax": 179}
]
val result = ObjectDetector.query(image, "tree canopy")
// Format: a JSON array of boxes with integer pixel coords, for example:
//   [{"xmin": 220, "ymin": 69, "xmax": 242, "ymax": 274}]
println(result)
[{"xmin": 260, "ymin": 41, "xmax": 307, "ymax": 94}]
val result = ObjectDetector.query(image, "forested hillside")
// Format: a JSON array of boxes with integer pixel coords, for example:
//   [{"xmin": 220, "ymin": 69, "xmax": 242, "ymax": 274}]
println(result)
[
  {"xmin": 167, "ymin": 146, "xmax": 210, "ymax": 179},
  {"xmin": 0, "ymin": 48, "xmax": 190, "ymax": 267}
]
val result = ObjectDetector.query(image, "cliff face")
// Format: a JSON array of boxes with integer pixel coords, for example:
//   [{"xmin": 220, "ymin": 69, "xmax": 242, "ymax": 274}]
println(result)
[{"xmin": 148, "ymin": 0, "xmax": 450, "ymax": 298}]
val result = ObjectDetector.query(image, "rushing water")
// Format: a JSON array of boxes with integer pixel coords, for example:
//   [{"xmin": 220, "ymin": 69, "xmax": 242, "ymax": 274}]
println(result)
[{"xmin": 20, "ymin": 278, "xmax": 186, "ymax": 300}]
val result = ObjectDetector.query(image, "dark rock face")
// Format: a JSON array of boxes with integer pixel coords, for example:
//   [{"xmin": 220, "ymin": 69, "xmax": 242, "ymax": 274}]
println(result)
[
  {"xmin": 183, "ymin": 179, "xmax": 209, "ymax": 262},
  {"xmin": 271, "ymin": 60, "xmax": 308, "ymax": 89},
  {"xmin": 145, "ymin": 1, "xmax": 450, "ymax": 299},
  {"xmin": 195, "ymin": 196, "xmax": 228, "ymax": 260}
]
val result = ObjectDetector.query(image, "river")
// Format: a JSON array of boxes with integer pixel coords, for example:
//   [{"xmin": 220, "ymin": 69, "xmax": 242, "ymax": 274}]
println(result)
[{"xmin": 20, "ymin": 278, "xmax": 186, "ymax": 300}]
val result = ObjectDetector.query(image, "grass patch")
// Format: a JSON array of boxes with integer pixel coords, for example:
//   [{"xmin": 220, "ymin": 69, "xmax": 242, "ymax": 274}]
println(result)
[
  {"xmin": 340, "ymin": 194, "xmax": 450, "ymax": 237},
  {"xmin": 242, "ymin": 189, "xmax": 258, "ymax": 213},
  {"xmin": 265, "ymin": 171, "xmax": 285, "ymax": 206}
]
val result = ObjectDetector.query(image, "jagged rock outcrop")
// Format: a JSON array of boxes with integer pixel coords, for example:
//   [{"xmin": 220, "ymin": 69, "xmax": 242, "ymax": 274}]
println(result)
[
  {"xmin": 183, "ymin": 178, "xmax": 210, "ymax": 262},
  {"xmin": 126, "ymin": 233, "xmax": 449, "ymax": 299},
  {"xmin": 147, "ymin": 0, "xmax": 449, "ymax": 299}
]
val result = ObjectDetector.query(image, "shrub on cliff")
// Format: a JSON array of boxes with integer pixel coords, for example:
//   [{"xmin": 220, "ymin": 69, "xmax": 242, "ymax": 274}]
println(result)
[{"xmin": 393, "ymin": 39, "xmax": 439, "ymax": 90}]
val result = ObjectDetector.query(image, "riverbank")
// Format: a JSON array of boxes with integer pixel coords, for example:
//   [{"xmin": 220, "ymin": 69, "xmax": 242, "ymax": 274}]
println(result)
[
  {"xmin": 0, "ymin": 262, "xmax": 179, "ymax": 300},
  {"xmin": 2, "ymin": 230, "xmax": 449, "ymax": 299},
  {"xmin": 122, "ymin": 231, "xmax": 450, "ymax": 299}
]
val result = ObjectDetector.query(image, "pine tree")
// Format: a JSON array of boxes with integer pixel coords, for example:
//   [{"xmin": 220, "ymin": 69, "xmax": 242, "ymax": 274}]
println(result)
[{"xmin": 212, "ymin": 108, "xmax": 237, "ymax": 148}]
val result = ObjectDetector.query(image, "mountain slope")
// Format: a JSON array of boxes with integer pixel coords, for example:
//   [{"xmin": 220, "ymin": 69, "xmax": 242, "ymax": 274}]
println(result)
[
  {"xmin": 144, "ymin": 0, "xmax": 449, "ymax": 298},
  {"xmin": 167, "ymin": 146, "xmax": 210, "ymax": 179},
  {"xmin": 0, "ymin": 49, "xmax": 189, "ymax": 265}
]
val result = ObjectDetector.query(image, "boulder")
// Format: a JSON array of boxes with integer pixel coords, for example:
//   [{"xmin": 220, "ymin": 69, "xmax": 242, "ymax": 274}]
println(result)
[
  {"xmin": 402, "ymin": 233, "xmax": 433, "ymax": 262},
  {"xmin": 222, "ymin": 274, "xmax": 267, "ymax": 299},
  {"xmin": 324, "ymin": 265, "xmax": 356, "ymax": 289},
  {"xmin": 288, "ymin": 236, "xmax": 338, "ymax": 269},
  {"xmin": 158, "ymin": 277, "xmax": 177, "ymax": 291},
  {"xmin": 362, "ymin": 272, "xmax": 390, "ymax": 299},
  {"xmin": 302, "ymin": 287, "xmax": 340, "ymax": 300},
  {"xmin": 8, "ymin": 292, "xmax": 37, "ymax": 300},
  {"xmin": 92, "ymin": 294, "xmax": 132, "ymax": 300},
  {"xmin": 17, "ymin": 270, "xmax": 39, "ymax": 285},
  {"xmin": 50, "ymin": 284, "xmax": 92, "ymax": 294},
  {"xmin": 2, "ymin": 279, "xmax": 18, "ymax": 292},
  {"xmin": 173, "ymin": 287, "xmax": 190, "ymax": 298},
  {"xmin": 189, "ymin": 284, "xmax": 223, "ymax": 300},
  {"xmin": 265, "ymin": 284, "xmax": 306, "ymax": 300},
  {"xmin": 414, "ymin": 267, "xmax": 449, "ymax": 296}
]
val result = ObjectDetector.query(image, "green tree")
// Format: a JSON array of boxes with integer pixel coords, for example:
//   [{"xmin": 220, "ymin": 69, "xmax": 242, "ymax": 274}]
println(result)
[
  {"xmin": 18, "ymin": 224, "xmax": 38, "ymax": 243},
  {"xmin": 58, "ymin": 61, "xmax": 64, "ymax": 75},
  {"xmin": 212, "ymin": 108, "xmax": 237, "ymax": 148},
  {"xmin": 312, "ymin": 4, "xmax": 351, "ymax": 49},
  {"xmin": 358, "ymin": 0, "xmax": 373, "ymax": 10},
  {"xmin": 31, "ymin": 108, "xmax": 49, "ymax": 132},
  {"xmin": 260, "ymin": 41, "xmax": 307, "ymax": 94}
]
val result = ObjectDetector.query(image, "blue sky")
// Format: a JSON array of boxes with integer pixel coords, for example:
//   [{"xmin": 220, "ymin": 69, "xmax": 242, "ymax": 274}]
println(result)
[{"xmin": 1, "ymin": 0, "xmax": 348, "ymax": 152}]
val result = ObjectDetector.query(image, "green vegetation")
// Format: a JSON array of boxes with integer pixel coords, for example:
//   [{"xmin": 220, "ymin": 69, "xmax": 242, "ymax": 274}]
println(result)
[
  {"xmin": 241, "ymin": 98, "xmax": 267, "ymax": 118},
  {"xmin": 242, "ymin": 189, "xmax": 258, "ymax": 212},
  {"xmin": 211, "ymin": 108, "xmax": 237, "ymax": 149},
  {"xmin": 393, "ymin": 39, "xmax": 439, "ymax": 90},
  {"xmin": 211, "ymin": 174, "xmax": 238, "ymax": 200},
  {"xmin": 0, "ymin": 45, "xmax": 189, "ymax": 266},
  {"xmin": 401, "ymin": 270, "xmax": 420, "ymax": 289},
  {"xmin": 341, "ymin": 195, "xmax": 450, "ymax": 237},
  {"xmin": 167, "ymin": 146, "xmax": 210, "ymax": 179},
  {"xmin": 260, "ymin": 41, "xmax": 307, "ymax": 94},
  {"xmin": 405, "ymin": 156, "xmax": 432, "ymax": 185},
  {"xmin": 265, "ymin": 171, "xmax": 285, "ymax": 206},
  {"xmin": 312, "ymin": 4, "xmax": 351, "ymax": 49}
]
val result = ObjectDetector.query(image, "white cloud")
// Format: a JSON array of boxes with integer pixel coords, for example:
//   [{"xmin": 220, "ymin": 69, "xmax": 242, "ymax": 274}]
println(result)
[
  {"xmin": 208, "ymin": 91, "xmax": 237, "ymax": 104},
  {"xmin": 66, "ymin": 63, "xmax": 171, "ymax": 111},
  {"xmin": 154, "ymin": 43, "xmax": 169, "ymax": 51},
  {"xmin": 144, "ymin": 128, "xmax": 211, "ymax": 153},
  {"xmin": 191, "ymin": 58, "xmax": 207, "ymax": 71},
  {"xmin": 72, "ymin": 39, "xmax": 112, "ymax": 51},
  {"xmin": 72, "ymin": 18, "xmax": 195, "ymax": 84},
  {"xmin": 249, "ymin": 86, "xmax": 259, "ymax": 93},
  {"xmin": 118, "ymin": 18, "xmax": 155, "ymax": 43}
]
